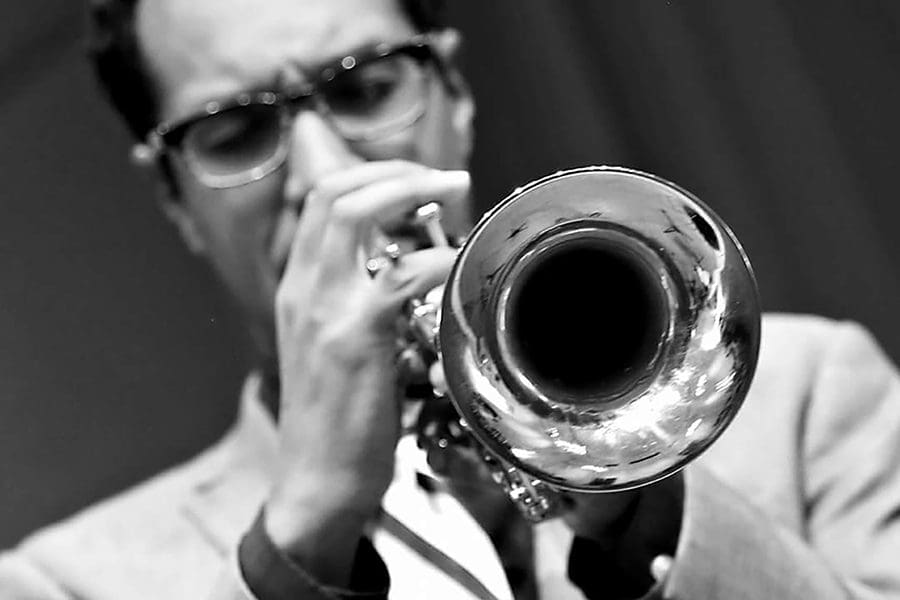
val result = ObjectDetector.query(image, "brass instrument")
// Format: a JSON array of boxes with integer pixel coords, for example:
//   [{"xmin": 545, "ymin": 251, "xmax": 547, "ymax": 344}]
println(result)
[{"xmin": 408, "ymin": 166, "xmax": 760, "ymax": 521}]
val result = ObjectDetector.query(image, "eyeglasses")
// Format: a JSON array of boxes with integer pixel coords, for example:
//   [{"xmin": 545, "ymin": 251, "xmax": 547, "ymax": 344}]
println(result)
[{"xmin": 141, "ymin": 36, "xmax": 439, "ymax": 189}]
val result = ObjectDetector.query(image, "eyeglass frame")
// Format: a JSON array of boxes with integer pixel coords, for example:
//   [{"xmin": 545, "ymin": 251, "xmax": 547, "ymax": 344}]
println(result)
[{"xmin": 135, "ymin": 34, "xmax": 445, "ymax": 189}]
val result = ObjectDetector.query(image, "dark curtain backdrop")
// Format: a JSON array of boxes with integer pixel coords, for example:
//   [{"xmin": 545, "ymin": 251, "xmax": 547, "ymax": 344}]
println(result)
[{"xmin": 1, "ymin": 1, "xmax": 898, "ymax": 545}]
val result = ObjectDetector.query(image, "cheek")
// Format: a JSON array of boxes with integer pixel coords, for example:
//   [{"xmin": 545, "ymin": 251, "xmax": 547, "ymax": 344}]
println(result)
[
  {"xmin": 349, "ymin": 133, "xmax": 419, "ymax": 164},
  {"xmin": 192, "ymin": 181, "xmax": 279, "ymax": 250},
  {"xmin": 347, "ymin": 90, "xmax": 469, "ymax": 169},
  {"xmin": 415, "ymin": 85, "xmax": 471, "ymax": 170},
  {"xmin": 179, "ymin": 171, "xmax": 287, "ymax": 311}
]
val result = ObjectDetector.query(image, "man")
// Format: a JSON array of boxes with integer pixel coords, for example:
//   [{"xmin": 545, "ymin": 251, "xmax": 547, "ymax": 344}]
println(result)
[{"xmin": 1, "ymin": 0, "xmax": 899, "ymax": 598}]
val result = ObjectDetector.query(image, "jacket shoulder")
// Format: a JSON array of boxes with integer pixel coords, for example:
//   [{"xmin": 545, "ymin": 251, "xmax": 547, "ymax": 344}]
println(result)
[
  {"xmin": 760, "ymin": 312, "xmax": 844, "ymax": 356},
  {"xmin": 758, "ymin": 312, "xmax": 889, "ymax": 384},
  {"xmin": 701, "ymin": 313, "xmax": 894, "ymax": 518},
  {"xmin": 4, "ymin": 429, "xmax": 243, "ymax": 599}
]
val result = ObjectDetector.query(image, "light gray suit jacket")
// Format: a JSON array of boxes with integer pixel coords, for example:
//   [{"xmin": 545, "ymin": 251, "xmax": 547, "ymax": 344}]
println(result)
[{"xmin": 1, "ymin": 314, "xmax": 899, "ymax": 599}]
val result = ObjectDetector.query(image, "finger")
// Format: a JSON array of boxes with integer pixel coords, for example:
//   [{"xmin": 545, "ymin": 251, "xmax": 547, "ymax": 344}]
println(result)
[
  {"xmin": 375, "ymin": 246, "xmax": 457, "ymax": 298},
  {"xmin": 306, "ymin": 170, "xmax": 467, "ymax": 285},
  {"xmin": 275, "ymin": 161, "xmax": 426, "ymax": 278},
  {"xmin": 291, "ymin": 161, "xmax": 429, "ymax": 263},
  {"xmin": 300, "ymin": 211, "xmax": 371, "ymax": 289},
  {"xmin": 314, "ymin": 160, "xmax": 429, "ymax": 208},
  {"xmin": 368, "ymin": 247, "xmax": 458, "ymax": 321},
  {"xmin": 289, "ymin": 244, "xmax": 456, "ymax": 335},
  {"xmin": 281, "ymin": 162, "xmax": 432, "ymax": 285},
  {"xmin": 328, "ymin": 170, "xmax": 470, "ymax": 238}
]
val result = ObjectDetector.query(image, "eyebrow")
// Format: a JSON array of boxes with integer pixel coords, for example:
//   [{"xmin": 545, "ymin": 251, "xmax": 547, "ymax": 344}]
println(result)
[
  {"xmin": 229, "ymin": 40, "xmax": 376, "ymax": 97},
  {"xmin": 248, "ymin": 36, "xmax": 419, "ymax": 94},
  {"xmin": 165, "ymin": 35, "xmax": 422, "ymax": 127}
]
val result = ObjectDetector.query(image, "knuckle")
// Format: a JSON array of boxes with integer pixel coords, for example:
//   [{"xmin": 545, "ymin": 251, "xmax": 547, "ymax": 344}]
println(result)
[
  {"xmin": 274, "ymin": 286, "xmax": 292, "ymax": 310},
  {"xmin": 303, "ymin": 187, "xmax": 328, "ymax": 214},
  {"xmin": 317, "ymin": 325, "xmax": 354, "ymax": 356},
  {"xmin": 377, "ymin": 263, "xmax": 417, "ymax": 293},
  {"xmin": 316, "ymin": 321, "xmax": 381, "ymax": 368},
  {"xmin": 274, "ymin": 289, "xmax": 298, "ymax": 323},
  {"xmin": 275, "ymin": 279, "xmax": 312, "ymax": 319},
  {"xmin": 330, "ymin": 198, "xmax": 361, "ymax": 226},
  {"xmin": 309, "ymin": 179, "xmax": 336, "ymax": 204}
]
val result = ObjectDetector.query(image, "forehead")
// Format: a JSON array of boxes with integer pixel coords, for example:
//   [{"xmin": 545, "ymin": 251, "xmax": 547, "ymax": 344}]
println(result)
[{"xmin": 137, "ymin": 0, "xmax": 416, "ymax": 121}]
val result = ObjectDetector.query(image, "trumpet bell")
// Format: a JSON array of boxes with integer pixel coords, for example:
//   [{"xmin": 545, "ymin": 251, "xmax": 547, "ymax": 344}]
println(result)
[{"xmin": 439, "ymin": 167, "xmax": 760, "ymax": 493}]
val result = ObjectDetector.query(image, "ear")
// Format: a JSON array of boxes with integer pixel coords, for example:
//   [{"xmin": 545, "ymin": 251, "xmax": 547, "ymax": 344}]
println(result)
[{"xmin": 133, "ymin": 143, "xmax": 208, "ymax": 255}]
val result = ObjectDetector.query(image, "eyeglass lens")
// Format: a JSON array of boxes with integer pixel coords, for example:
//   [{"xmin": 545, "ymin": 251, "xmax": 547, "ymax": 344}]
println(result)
[{"xmin": 181, "ymin": 52, "xmax": 429, "ymax": 184}]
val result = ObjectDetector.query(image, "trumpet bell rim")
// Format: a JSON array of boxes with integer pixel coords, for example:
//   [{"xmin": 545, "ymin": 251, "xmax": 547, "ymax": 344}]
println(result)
[{"xmin": 439, "ymin": 166, "xmax": 760, "ymax": 492}]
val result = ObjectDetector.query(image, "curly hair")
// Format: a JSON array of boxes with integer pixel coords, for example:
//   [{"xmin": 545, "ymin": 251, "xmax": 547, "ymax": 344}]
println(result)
[{"xmin": 86, "ymin": 0, "xmax": 447, "ymax": 140}]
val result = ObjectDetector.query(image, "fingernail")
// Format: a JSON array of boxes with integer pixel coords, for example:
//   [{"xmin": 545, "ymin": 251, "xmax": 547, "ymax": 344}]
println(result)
[{"xmin": 444, "ymin": 170, "xmax": 470, "ymax": 185}]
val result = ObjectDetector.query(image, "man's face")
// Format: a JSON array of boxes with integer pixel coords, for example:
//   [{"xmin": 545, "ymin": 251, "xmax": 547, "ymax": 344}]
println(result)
[{"xmin": 136, "ymin": 0, "xmax": 473, "ymax": 357}]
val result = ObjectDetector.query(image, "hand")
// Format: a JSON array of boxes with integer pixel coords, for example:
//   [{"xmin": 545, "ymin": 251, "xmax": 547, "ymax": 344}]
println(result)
[{"xmin": 264, "ymin": 161, "xmax": 470, "ymax": 584}]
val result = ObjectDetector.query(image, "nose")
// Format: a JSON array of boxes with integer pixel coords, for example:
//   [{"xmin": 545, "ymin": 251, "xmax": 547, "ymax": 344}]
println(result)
[{"xmin": 282, "ymin": 110, "xmax": 364, "ymax": 210}]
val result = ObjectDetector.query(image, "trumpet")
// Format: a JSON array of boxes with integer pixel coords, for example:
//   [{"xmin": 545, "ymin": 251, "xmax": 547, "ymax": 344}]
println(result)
[{"xmin": 404, "ymin": 166, "xmax": 760, "ymax": 521}]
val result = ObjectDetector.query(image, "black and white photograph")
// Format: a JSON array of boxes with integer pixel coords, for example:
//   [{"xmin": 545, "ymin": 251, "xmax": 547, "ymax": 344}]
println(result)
[{"xmin": 0, "ymin": 1, "xmax": 899, "ymax": 598}]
